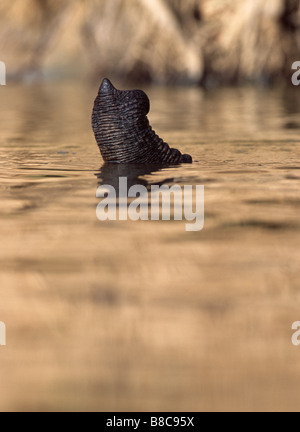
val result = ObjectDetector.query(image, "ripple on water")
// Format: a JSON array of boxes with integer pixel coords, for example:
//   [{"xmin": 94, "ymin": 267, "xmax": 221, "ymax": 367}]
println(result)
[{"xmin": 1, "ymin": 83, "xmax": 300, "ymax": 411}]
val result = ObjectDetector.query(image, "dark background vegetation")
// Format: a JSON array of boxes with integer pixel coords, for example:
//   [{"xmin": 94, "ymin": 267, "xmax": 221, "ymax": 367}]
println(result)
[{"xmin": 0, "ymin": 0, "xmax": 299, "ymax": 86}]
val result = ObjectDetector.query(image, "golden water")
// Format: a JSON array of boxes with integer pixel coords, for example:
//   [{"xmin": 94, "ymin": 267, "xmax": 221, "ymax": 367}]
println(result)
[{"xmin": 0, "ymin": 82, "xmax": 300, "ymax": 411}]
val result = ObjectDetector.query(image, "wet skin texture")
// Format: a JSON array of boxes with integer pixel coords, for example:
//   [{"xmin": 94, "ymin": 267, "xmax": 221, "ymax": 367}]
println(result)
[{"xmin": 92, "ymin": 79, "xmax": 193, "ymax": 164}]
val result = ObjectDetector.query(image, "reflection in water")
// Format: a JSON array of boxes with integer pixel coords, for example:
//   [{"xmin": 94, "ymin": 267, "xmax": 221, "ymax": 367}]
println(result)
[
  {"xmin": 96, "ymin": 163, "xmax": 178, "ymax": 192},
  {"xmin": 96, "ymin": 163, "xmax": 205, "ymax": 232},
  {"xmin": 0, "ymin": 83, "xmax": 300, "ymax": 412}
]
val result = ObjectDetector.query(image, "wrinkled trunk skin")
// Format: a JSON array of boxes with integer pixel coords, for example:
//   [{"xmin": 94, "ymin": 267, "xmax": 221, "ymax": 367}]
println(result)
[{"xmin": 92, "ymin": 79, "xmax": 192, "ymax": 165}]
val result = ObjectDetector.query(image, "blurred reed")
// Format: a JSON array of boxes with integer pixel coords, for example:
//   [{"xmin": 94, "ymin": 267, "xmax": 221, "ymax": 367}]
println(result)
[{"xmin": 0, "ymin": 0, "xmax": 299, "ymax": 85}]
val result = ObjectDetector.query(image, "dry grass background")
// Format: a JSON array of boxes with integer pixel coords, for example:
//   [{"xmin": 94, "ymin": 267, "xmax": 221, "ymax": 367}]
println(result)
[{"xmin": 0, "ymin": 0, "xmax": 299, "ymax": 85}]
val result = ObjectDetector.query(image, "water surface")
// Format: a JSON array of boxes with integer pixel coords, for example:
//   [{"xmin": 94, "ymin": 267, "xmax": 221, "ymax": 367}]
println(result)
[{"xmin": 0, "ymin": 82, "xmax": 300, "ymax": 411}]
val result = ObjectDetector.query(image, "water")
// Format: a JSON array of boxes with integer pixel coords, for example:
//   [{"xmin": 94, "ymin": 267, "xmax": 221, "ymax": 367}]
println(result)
[{"xmin": 0, "ymin": 82, "xmax": 300, "ymax": 411}]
